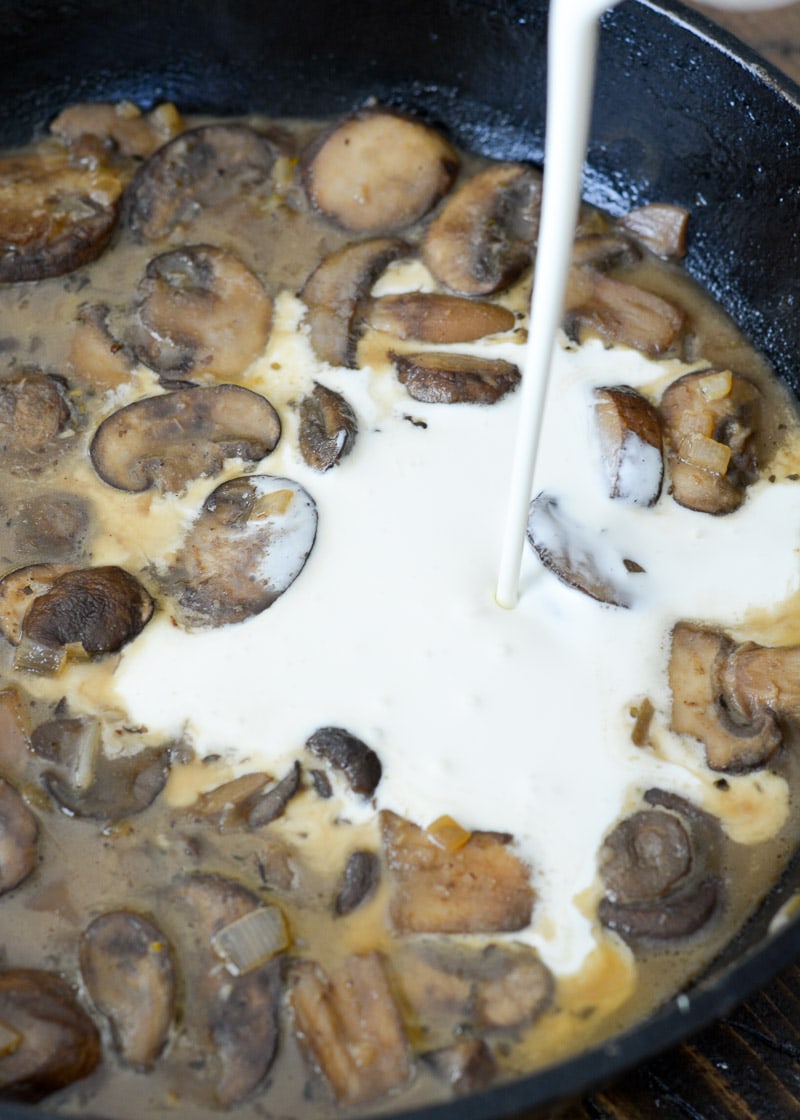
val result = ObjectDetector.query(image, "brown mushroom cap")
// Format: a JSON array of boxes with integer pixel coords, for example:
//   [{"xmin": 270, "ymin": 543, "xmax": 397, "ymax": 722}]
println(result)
[
  {"xmin": 125, "ymin": 123, "xmax": 280, "ymax": 242},
  {"xmin": 166, "ymin": 474, "xmax": 318, "ymax": 629},
  {"xmin": 80, "ymin": 911, "xmax": 176, "ymax": 1069},
  {"xmin": 365, "ymin": 292, "xmax": 516, "ymax": 344},
  {"xmin": 564, "ymin": 267, "xmax": 686, "ymax": 356},
  {"xmin": 90, "ymin": 384, "xmax": 281, "ymax": 493},
  {"xmin": 423, "ymin": 162, "xmax": 541, "ymax": 296},
  {"xmin": 660, "ymin": 369, "xmax": 761, "ymax": 515},
  {"xmin": 305, "ymin": 726, "xmax": 382, "ymax": 796},
  {"xmin": 593, "ymin": 385, "xmax": 664, "ymax": 506},
  {"xmin": 0, "ymin": 153, "xmax": 122, "ymax": 282},
  {"xmin": 0, "ymin": 369, "xmax": 72, "ymax": 458},
  {"xmin": 0, "ymin": 969, "xmax": 101, "ymax": 1101},
  {"xmin": 131, "ymin": 244, "xmax": 273, "ymax": 384},
  {"xmin": 50, "ymin": 100, "xmax": 184, "ymax": 160},
  {"xmin": 301, "ymin": 237, "xmax": 409, "ymax": 367},
  {"xmin": 669, "ymin": 622, "xmax": 780, "ymax": 772},
  {"xmin": 598, "ymin": 794, "xmax": 723, "ymax": 943},
  {"xmin": 22, "ymin": 566, "xmax": 154, "ymax": 656},
  {"xmin": 301, "ymin": 109, "xmax": 459, "ymax": 234}
]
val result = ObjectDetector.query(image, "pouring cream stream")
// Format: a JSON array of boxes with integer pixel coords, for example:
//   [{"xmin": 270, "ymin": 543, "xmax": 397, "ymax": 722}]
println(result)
[{"xmin": 495, "ymin": 0, "xmax": 797, "ymax": 610}]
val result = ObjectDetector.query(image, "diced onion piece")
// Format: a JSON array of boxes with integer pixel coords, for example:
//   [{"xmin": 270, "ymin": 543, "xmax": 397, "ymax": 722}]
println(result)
[
  {"xmin": 211, "ymin": 905, "xmax": 290, "ymax": 976},
  {"xmin": 697, "ymin": 369, "xmax": 733, "ymax": 402},
  {"xmin": 12, "ymin": 635, "xmax": 66, "ymax": 675},
  {"xmin": 0, "ymin": 1018, "xmax": 21, "ymax": 1058},
  {"xmin": 427, "ymin": 814, "xmax": 472, "ymax": 852},
  {"xmin": 678, "ymin": 432, "xmax": 732, "ymax": 475}
]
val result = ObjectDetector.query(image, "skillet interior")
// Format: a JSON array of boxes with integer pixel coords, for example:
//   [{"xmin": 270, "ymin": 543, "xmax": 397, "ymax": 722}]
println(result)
[{"xmin": 0, "ymin": 0, "xmax": 799, "ymax": 1116}]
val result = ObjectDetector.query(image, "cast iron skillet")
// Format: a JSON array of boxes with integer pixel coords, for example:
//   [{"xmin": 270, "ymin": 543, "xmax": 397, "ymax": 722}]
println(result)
[{"xmin": 0, "ymin": 1, "xmax": 799, "ymax": 1117}]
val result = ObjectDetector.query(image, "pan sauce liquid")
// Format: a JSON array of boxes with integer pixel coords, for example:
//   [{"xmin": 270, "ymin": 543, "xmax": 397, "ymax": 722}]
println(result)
[{"xmin": 0, "ymin": 105, "xmax": 800, "ymax": 1118}]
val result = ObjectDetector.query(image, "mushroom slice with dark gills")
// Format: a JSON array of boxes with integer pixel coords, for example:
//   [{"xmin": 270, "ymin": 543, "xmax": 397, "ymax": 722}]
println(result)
[
  {"xmin": 163, "ymin": 873, "xmax": 283, "ymax": 1107},
  {"xmin": 79, "ymin": 911, "xmax": 176, "ymax": 1070},
  {"xmin": 89, "ymin": 384, "xmax": 281, "ymax": 494},
  {"xmin": 0, "ymin": 777, "xmax": 38, "ymax": 895},
  {"xmin": 31, "ymin": 716, "xmax": 171, "ymax": 820},
  {"xmin": 0, "ymin": 151, "xmax": 122, "ymax": 282},
  {"xmin": 660, "ymin": 368, "xmax": 761, "ymax": 515},
  {"xmin": 593, "ymin": 385, "xmax": 664, "ymax": 506},
  {"xmin": 598, "ymin": 791, "xmax": 723, "ymax": 943},
  {"xmin": 301, "ymin": 237, "xmax": 408, "ymax": 367},
  {"xmin": 287, "ymin": 952, "xmax": 412, "ymax": 1107},
  {"xmin": 125, "ymin": 123, "xmax": 281, "ymax": 242},
  {"xmin": 423, "ymin": 163, "xmax": 542, "ymax": 296},
  {"xmin": 131, "ymin": 245, "xmax": 273, "ymax": 384},
  {"xmin": 380, "ymin": 810, "xmax": 534, "ymax": 934},
  {"xmin": 390, "ymin": 351, "xmax": 520, "ymax": 405},
  {"xmin": 301, "ymin": 108, "xmax": 459, "ymax": 234},
  {"xmin": 298, "ymin": 382, "xmax": 357, "ymax": 471},
  {"xmin": 0, "ymin": 369, "xmax": 72, "ymax": 461},
  {"xmin": 0, "ymin": 969, "xmax": 101, "ymax": 1101},
  {"xmin": 526, "ymin": 493, "xmax": 642, "ymax": 607},
  {"xmin": 365, "ymin": 292, "xmax": 516, "ymax": 344},
  {"xmin": 165, "ymin": 475, "xmax": 317, "ymax": 629},
  {"xmin": 668, "ymin": 622, "xmax": 782, "ymax": 772},
  {"xmin": 0, "ymin": 564, "xmax": 153, "ymax": 673}
]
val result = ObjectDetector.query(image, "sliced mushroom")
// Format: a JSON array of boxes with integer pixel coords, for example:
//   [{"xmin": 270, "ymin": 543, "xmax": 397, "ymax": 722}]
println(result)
[
  {"xmin": 0, "ymin": 969, "xmax": 101, "ymax": 1101},
  {"xmin": 301, "ymin": 237, "xmax": 408, "ymax": 367},
  {"xmin": 301, "ymin": 108, "xmax": 458, "ymax": 233},
  {"xmin": 526, "ymin": 492, "xmax": 641, "ymax": 607},
  {"xmin": 0, "ymin": 565, "xmax": 154, "ymax": 658},
  {"xmin": 564, "ymin": 268, "xmax": 685, "ymax": 356},
  {"xmin": 131, "ymin": 245, "xmax": 272, "ymax": 384},
  {"xmin": 598, "ymin": 795, "xmax": 723, "ymax": 943},
  {"xmin": 381, "ymin": 810, "xmax": 534, "ymax": 934},
  {"xmin": 0, "ymin": 777, "xmax": 38, "ymax": 894},
  {"xmin": 721, "ymin": 640, "xmax": 800, "ymax": 724},
  {"xmin": 80, "ymin": 911, "xmax": 176, "ymax": 1069},
  {"xmin": 125, "ymin": 123, "xmax": 280, "ymax": 242},
  {"xmin": 0, "ymin": 151, "xmax": 122, "ymax": 281},
  {"xmin": 246, "ymin": 760, "xmax": 302, "ymax": 828},
  {"xmin": 305, "ymin": 726, "xmax": 382, "ymax": 797},
  {"xmin": 570, "ymin": 231, "xmax": 640, "ymax": 271},
  {"xmin": 32, "ymin": 717, "xmax": 171, "ymax": 819},
  {"xmin": 422, "ymin": 1040, "xmax": 497, "ymax": 1096},
  {"xmin": 668, "ymin": 622, "xmax": 780, "ymax": 771},
  {"xmin": 165, "ymin": 475, "xmax": 317, "ymax": 629},
  {"xmin": 0, "ymin": 369, "xmax": 71, "ymax": 458},
  {"xmin": 660, "ymin": 369, "xmax": 761, "ymax": 514},
  {"xmin": 390, "ymin": 350, "xmax": 520, "ymax": 405},
  {"xmin": 618, "ymin": 202, "xmax": 689, "ymax": 260},
  {"xmin": 51, "ymin": 100, "xmax": 183, "ymax": 160},
  {"xmin": 298, "ymin": 382, "xmax": 357, "ymax": 471},
  {"xmin": 68, "ymin": 303, "xmax": 135, "ymax": 392},
  {"xmin": 423, "ymin": 163, "xmax": 541, "ymax": 295},
  {"xmin": 164, "ymin": 873, "xmax": 281, "ymax": 1106},
  {"xmin": 13, "ymin": 491, "xmax": 92, "ymax": 562},
  {"xmin": 90, "ymin": 384, "xmax": 281, "ymax": 493},
  {"xmin": 334, "ymin": 850, "xmax": 380, "ymax": 916},
  {"xmin": 364, "ymin": 292, "xmax": 516, "ymax": 343},
  {"xmin": 0, "ymin": 687, "xmax": 33, "ymax": 786},
  {"xmin": 593, "ymin": 385, "xmax": 664, "ymax": 505},
  {"xmin": 287, "ymin": 952, "xmax": 411, "ymax": 1107}
]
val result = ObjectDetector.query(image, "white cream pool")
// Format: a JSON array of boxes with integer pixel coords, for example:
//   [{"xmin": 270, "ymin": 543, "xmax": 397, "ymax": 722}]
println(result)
[{"xmin": 105, "ymin": 283, "xmax": 800, "ymax": 978}]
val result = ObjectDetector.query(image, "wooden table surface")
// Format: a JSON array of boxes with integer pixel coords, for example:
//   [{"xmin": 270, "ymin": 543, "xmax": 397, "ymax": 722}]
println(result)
[{"xmin": 556, "ymin": 5, "xmax": 800, "ymax": 1120}]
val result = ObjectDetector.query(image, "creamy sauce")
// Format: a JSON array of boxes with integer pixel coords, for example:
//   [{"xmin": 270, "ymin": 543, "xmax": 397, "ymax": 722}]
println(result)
[{"xmin": 99, "ymin": 266, "xmax": 800, "ymax": 978}]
